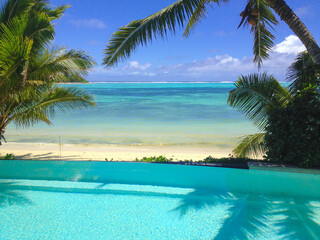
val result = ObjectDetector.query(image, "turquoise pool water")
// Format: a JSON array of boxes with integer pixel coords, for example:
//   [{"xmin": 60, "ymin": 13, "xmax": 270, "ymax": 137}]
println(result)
[{"xmin": 1, "ymin": 161, "xmax": 320, "ymax": 239}]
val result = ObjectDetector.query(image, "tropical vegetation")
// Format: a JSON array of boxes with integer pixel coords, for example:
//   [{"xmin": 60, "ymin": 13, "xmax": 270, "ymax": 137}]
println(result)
[
  {"xmin": 265, "ymin": 86, "xmax": 320, "ymax": 167},
  {"xmin": 135, "ymin": 156, "xmax": 174, "ymax": 162},
  {"xmin": 0, "ymin": 153, "xmax": 14, "ymax": 160},
  {"xmin": 102, "ymin": 0, "xmax": 320, "ymax": 167},
  {"xmin": 103, "ymin": 0, "xmax": 320, "ymax": 68},
  {"xmin": 228, "ymin": 52, "xmax": 320, "ymax": 167},
  {"xmin": 228, "ymin": 73, "xmax": 290, "ymax": 158},
  {"xmin": 0, "ymin": 0, "xmax": 95, "ymax": 144}
]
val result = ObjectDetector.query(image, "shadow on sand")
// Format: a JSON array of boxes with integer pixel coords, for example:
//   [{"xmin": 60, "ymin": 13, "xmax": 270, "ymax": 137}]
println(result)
[{"xmin": 14, "ymin": 152, "xmax": 84, "ymax": 161}]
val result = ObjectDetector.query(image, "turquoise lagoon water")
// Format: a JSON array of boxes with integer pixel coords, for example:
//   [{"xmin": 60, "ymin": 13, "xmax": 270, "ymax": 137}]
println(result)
[
  {"xmin": 1, "ymin": 160, "xmax": 320, "ymax": 239},
  {"xmin": 6, "ymin": 83, "xmax": 258, "ymax": 148}
]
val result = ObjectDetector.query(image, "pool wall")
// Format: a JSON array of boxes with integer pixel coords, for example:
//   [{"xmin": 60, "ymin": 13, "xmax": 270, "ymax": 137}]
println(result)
[{"xmin": 0, "ymin": 160, "xmax": 319, "ymax": 198}]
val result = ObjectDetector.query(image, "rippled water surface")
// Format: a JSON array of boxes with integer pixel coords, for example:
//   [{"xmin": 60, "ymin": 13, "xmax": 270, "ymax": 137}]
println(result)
[{"xmin": 7, "ymin": 83, "xmax": 258, "ymax": 147}]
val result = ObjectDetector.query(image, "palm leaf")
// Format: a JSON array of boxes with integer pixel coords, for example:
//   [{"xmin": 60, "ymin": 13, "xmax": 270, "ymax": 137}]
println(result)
[
  {"xmin": 28, "ymin": 47, "xmax": 95, "ymax": 83},
  {"xmin": 252, "ymin": 0, "xmax": 278, "ymax": 67},
  {"xmin": 238, "ymin": 0, "xmax": 278, "ymax": 67},
  {"xmin": 0, "ymin": 0, "xmax": 33, "ymax": 24},
  {"xmin": 104, "ymin": 0, "xmax": 210, "ymax": 67},
  {"xmin": 31, "ymin": 1, "xmax": 68, "ymax": 21},
  {"xmin": 0, "ymin": 15, "xmax": 34, "ymax": 91},
  {"xmin": 287, "ymin": 51, "xmax": 320, "ymax": 93},
  {"xmin": 183, "ymin": 0, "xmax": 228, "ymax": 37},
  {"xmin": 0, "ymin": 0, "xmax": 95, "ymax": 139},
  {"xmin": 5, "ymin": 85, "xmax": 95, "ymax": 128},
  {"xmin": 228, "ymin": 73, "xmax": 291, "ymax": 130},
  {"xmin": 233, "ymin": 133, "xmax": 265, "ymax": 158}
]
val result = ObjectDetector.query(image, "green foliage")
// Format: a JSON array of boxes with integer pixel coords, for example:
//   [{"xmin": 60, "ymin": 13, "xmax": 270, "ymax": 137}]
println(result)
[
  {"xmin": 104, "ymin": 0, "xmax": 279, "ymax": 68},
  {"xmin": 203, "ymin": 155, "xmax": 245, "ymax": 163},
  {"xmin": 265, "ymin": 90, "xmax": 320, "ymax": 168},
  {"xmin": 61, "ymin": 74, "xmax": 89, "ymax": 83},
  {"xmin": 183, "ymin": 0, "xmax": 228, "ymax": 37},
  {"xmin": 202, "ymin": 155, "xmax": 261, "ymax": 163},
  {"xmin": 104, "ymin": 0, "xmax": 214, "ymax": 66},
  {"xmin": 228, "ymin": 73, "xmax": 291, "ymax": 130},
  {"xmin": 237, "ymin": 0, "xmax": 278, "ymax": 67},
  {"xmin": 232, "ymin": 133, "xmax": 265, "ymax": 158},
  {"xmin": 251, "ymin": 0, "xmax": 278, "ymax": 67},
  {"xmin": 0, "ymin": 0, "xmax": 95, "ymax": 144},
  {"xmin": 135, "ymin": 156, "xmax": 173, "ymax": 162},
  {"xmin": 0, "ymin": 153, "xmax": 14, "ymax": 160},
  {"xmin": 228, "ymin": 54, "xmax": 320, "ymax": 166},
  {"xmin": 10, "ymin": 85, "xmax": 95, "ymax": 128},
  {"xmin": 287, "ymin": 51, "xmax": 320, "ymax": 94}
]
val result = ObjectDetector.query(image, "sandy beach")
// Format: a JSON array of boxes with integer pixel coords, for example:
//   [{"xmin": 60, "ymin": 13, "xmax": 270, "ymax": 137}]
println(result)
[{"xmin": 0, "ymin": 142, "xmax": 232, "ymax": 161}]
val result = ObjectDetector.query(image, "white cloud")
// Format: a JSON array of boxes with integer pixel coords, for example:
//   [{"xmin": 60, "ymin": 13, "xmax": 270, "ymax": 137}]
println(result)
[
  {"xmin": 70, "ymin": 19, "xmax": 106, "ymax": 29},
  {"xmin": 153, "ymin": 35, "xmax": 306, "ymax": 81},
  {"xmin": 122, "ymin": 61, "xmax": 152, "ymax": 71},
  {"xmin": 89, "ymin": 35, "xmax": 306, "ymax": 82},
  {"xmin": 273, "ymin": 35, "xmax": 306, "ymax": 54},
  {"xmin": 90, "ymin": 61, "xmax": 153, "ymax": 77}
]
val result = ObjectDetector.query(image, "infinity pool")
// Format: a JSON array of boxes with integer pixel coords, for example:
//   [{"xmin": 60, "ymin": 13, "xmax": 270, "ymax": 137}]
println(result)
[{"xmin": 0, "ymin": 161, "xmax": 320, "ymax": 239}]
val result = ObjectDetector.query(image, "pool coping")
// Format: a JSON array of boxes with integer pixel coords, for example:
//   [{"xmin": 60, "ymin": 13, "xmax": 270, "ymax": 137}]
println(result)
[
  {"xmin": 2, "ymin": 159, "xmax": 320, "ymax": 174},
  {"xmin": 151, "ymin": 161, "xmax": 249, "ymax": 169}
]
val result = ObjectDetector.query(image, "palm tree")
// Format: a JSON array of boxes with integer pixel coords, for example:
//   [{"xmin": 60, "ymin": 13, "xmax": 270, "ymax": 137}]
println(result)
[
  {"xmin": 287, "ymin": 51, "xmax": 320, "ymax": 93},
  {"xmin": 0, "ymin": 0, "xmax": 95, "ymax": 144},
  {"xmin": 228, "ymin": 51, "xmax": 320, "ymax": 158},
  {"xmin": 267, "ymin": 0, "xmax": 320, "ymax": 65},
  {"xmin": 103, "ymin": 0, "xmax": 320, "ymax": 68},
  {"xmin": 227, "ymin": 73, "xmax": 291, "ymax": 157}
]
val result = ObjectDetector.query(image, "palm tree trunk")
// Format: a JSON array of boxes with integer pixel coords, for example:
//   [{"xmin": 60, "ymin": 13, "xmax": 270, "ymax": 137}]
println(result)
[
  {"xmin": 267, "ymin": 0, "xmax": 320, "ymax": 64},
  {"xmin": 0, "ymin": 126, "xmax": 6, "ymax": 145}
]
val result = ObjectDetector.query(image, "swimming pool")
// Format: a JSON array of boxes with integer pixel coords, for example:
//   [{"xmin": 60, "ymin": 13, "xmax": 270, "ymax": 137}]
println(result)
[{"xmin": 1, "ymin": 160, "xmax": 320, "ymax": 239}]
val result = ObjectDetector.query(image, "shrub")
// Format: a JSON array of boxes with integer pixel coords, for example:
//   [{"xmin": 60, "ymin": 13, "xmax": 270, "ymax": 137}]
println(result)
[
  {"xmin": 0, "ymin": 153, "xmax": 15, "ymax": 160},
  {"xmin": 202, "ymin": 155, "xmax": 258, "ymax": 164},
  {"xmin": 265, "ymin": 90, "xmax": 320, "ymax": 168},
  {"xmin": 135, "ymin": 156, "xmax": 173, "ymax": 162}
]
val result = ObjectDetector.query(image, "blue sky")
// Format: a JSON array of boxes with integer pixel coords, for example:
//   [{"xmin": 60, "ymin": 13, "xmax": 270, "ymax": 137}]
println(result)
[{"xmin": 50, "ymin": 0, "xmax": 320, "ymax": 82}]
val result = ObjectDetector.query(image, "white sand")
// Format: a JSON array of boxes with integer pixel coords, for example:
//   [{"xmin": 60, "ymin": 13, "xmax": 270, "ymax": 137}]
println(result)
[{"xmin": 0, "ymin": 142, "xmax": 232, "ymax": 161}]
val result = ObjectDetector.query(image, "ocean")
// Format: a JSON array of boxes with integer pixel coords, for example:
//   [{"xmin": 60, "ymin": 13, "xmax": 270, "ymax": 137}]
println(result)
[{"xmin": 6, "ymin": 83, "xmax": 258, "ymax": 149}]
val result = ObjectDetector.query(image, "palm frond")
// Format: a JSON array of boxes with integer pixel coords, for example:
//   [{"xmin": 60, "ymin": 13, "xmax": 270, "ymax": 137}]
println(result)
[
  {"xmin": 183, "ymin": 0, "xmax": 228, "ymax": 37},
  {"xmin": 5, "ymin": 85, "xmax": 95, "ymax": 128},
  {"xmin": 0, "ymin": 0, "xmax": 95, "ymax": 139},
  {"xmin": 0, "ymin": 0, "xmax": 65, "ymax": 52},
  {"xmin": 237, "ymin": 0, "xmax": 278, "ymax": 67},
  {"xmin": 228, "ymin": 73, "xmax": 291, "ymax": 130},
  {"xmin": 252, "ymin": 0, "xmax": 278, "ymax": 67},
  {"xmin": 24, "ymin": 10, "xmax": 55, "ymax": 53},
  {"xmin": 28, "ymin": 47, "xmax": 95, "ymax": 83},
  {"xmin": 104, "ymin": 0, "xmax": 208, "ymax": 67},
  {"xmin": 287, "ymin": 51, "xmax": 320, "ymax": 93},
  {"xmin": 0, "ymin": 0, "xmax": 33, "ymax": 24},
  {"xmin": 31, "ymin": 1, "xmax": 69, "ymax": 21},
  {"xmin": 233, "ymin": 133, "xmax": 265, "ymax": 158},
  {"xmin": 0, "ymin": 15, "xmax": 34, "ymax": 91}
]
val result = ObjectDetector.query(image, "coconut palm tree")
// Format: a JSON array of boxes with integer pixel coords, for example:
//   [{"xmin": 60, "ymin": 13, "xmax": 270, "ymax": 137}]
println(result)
[
  {"xmin": 103, "ymin": 0, "xmax": 320, "ymax": 68},
  {"xmin": 0, "ymin": 0, "xmax": 95, "ymax": 144},
  {"xmin": 228, "ymin": 51, "xmax": 320, "ymax": 158}
]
